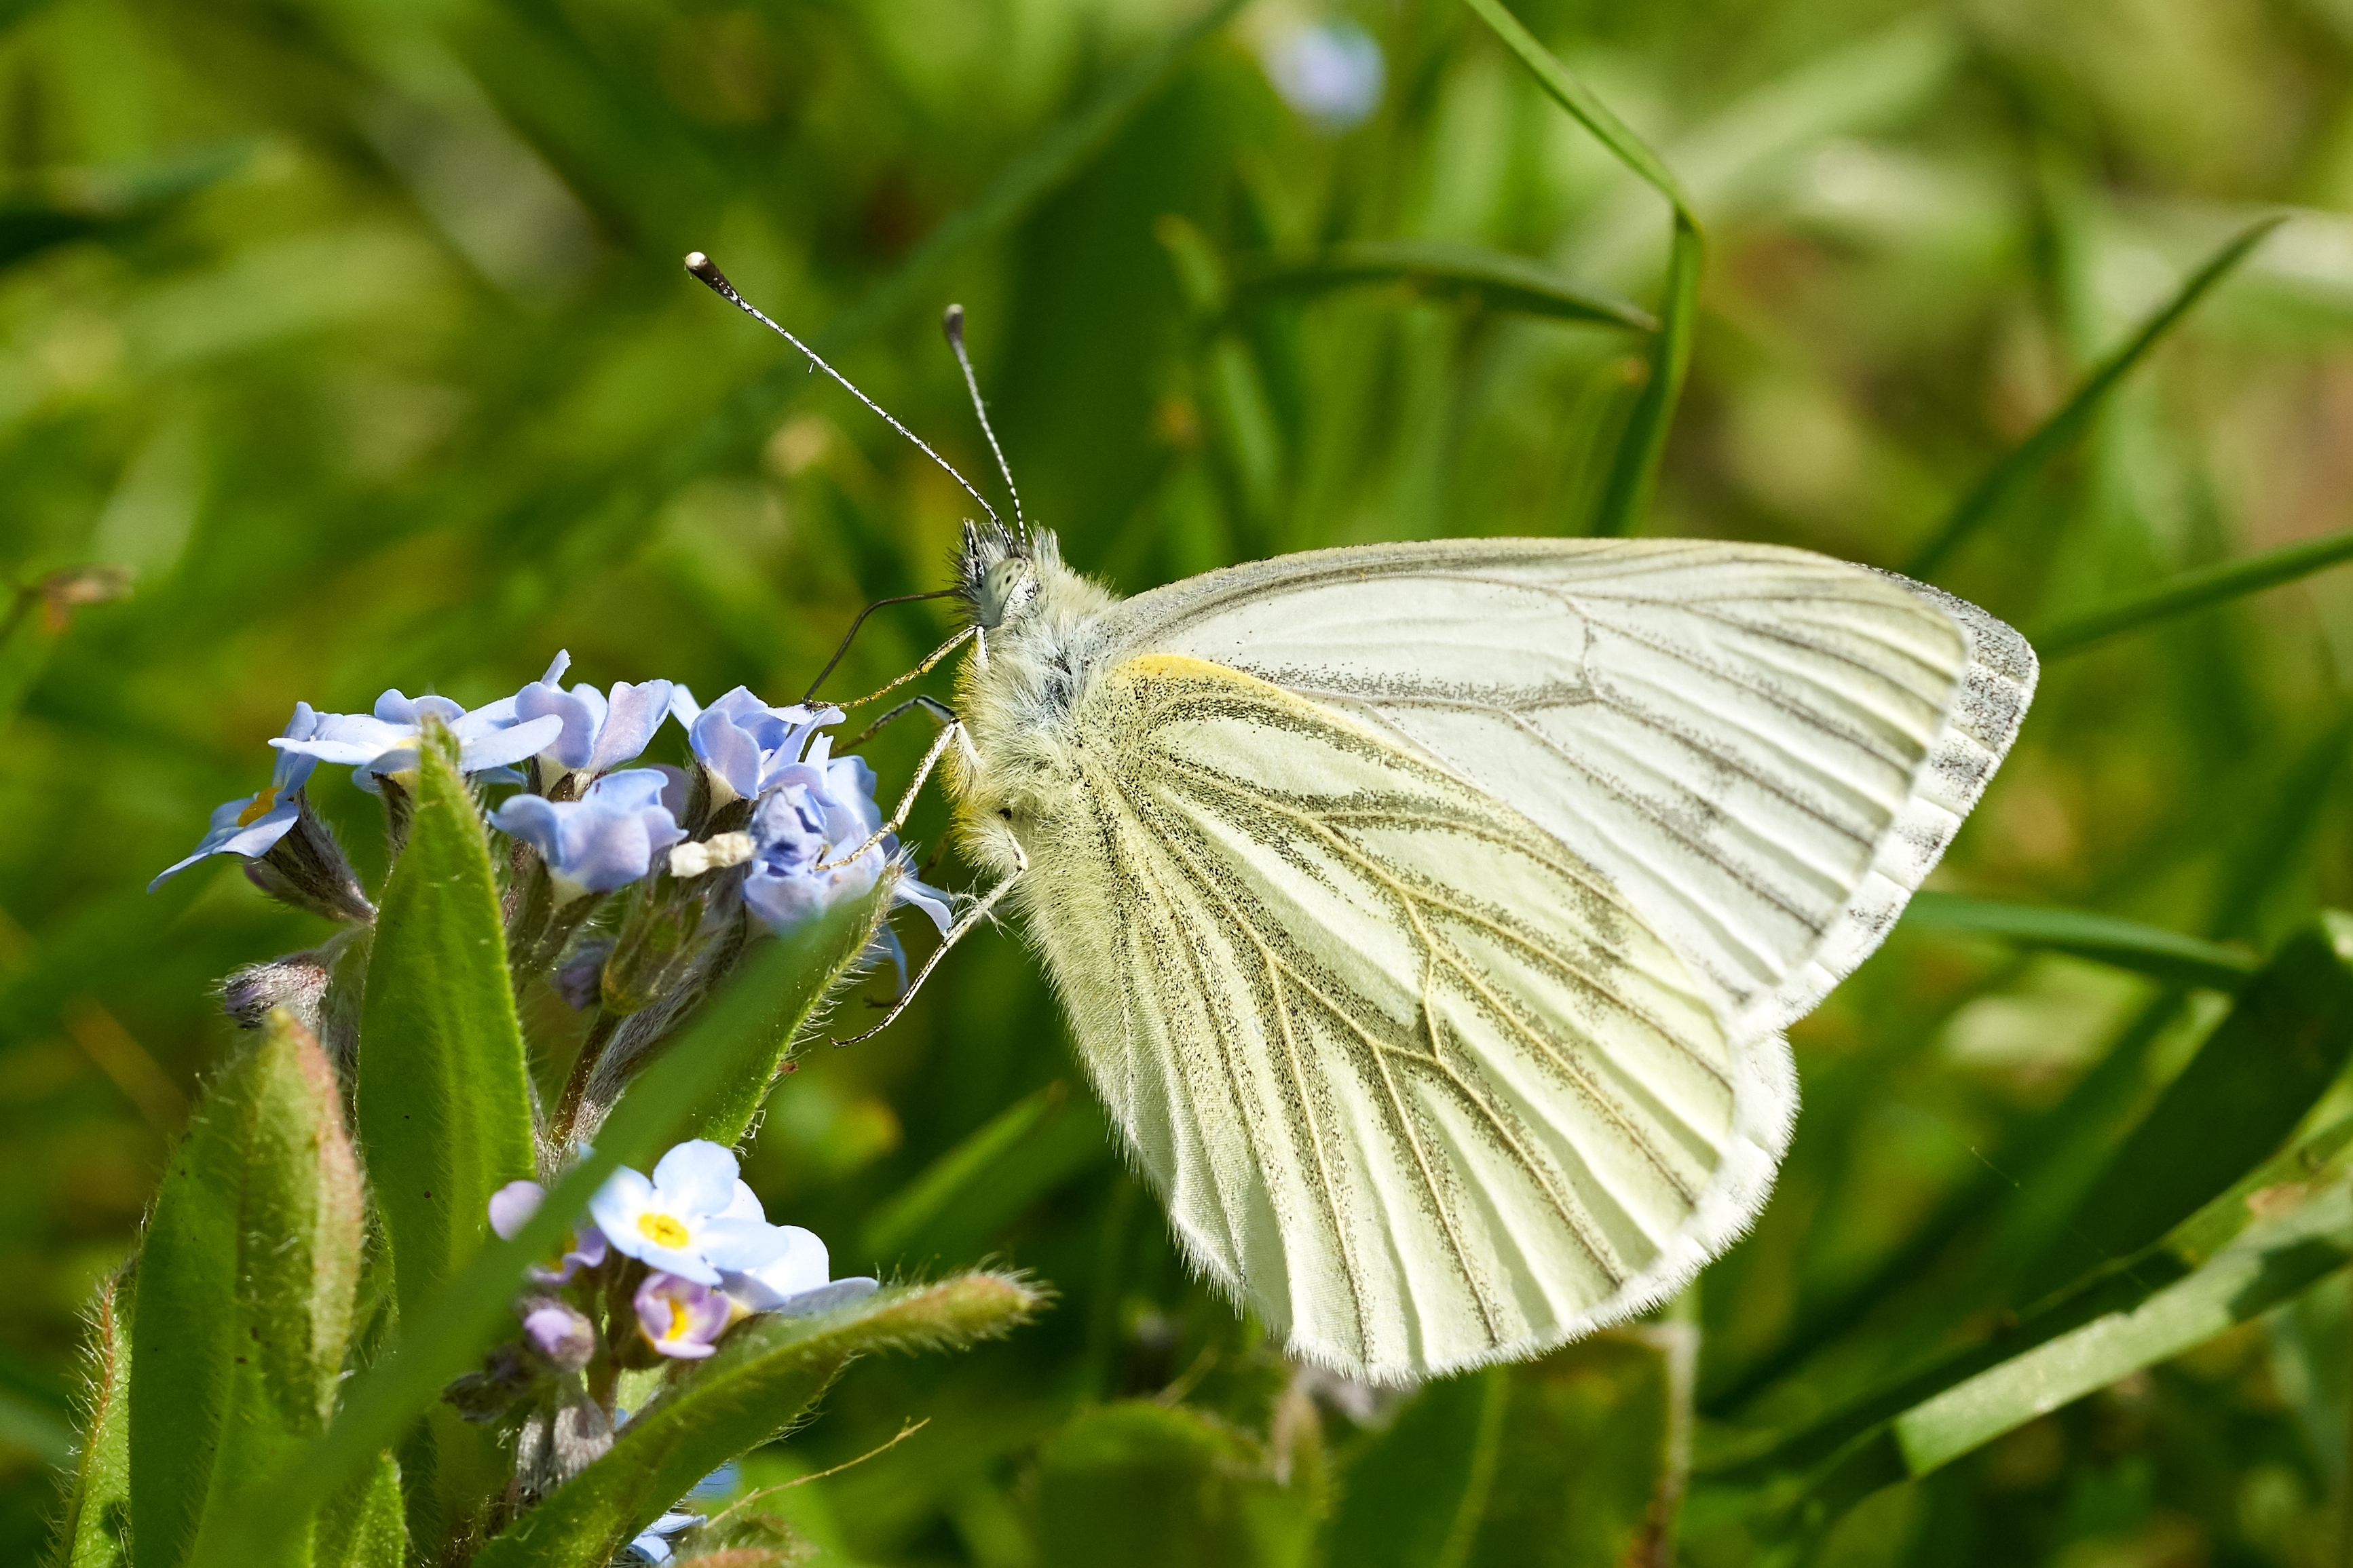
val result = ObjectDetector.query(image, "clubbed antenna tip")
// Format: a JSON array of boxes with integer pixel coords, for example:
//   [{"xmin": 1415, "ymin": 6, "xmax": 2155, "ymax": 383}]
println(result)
[
  {"xmin": 679, "ymin": 248, "xmax": 1001, "ymax": 529},
  {"xmin": 939, "ymin": 303, "xmax": 1025, "ymax": 539}
]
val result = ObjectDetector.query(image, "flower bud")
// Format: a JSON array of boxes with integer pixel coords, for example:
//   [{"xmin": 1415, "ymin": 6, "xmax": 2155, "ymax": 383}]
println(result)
[{"xmin": 519, "ymin": 1297, "xmax": 597, "ymax": 1373}]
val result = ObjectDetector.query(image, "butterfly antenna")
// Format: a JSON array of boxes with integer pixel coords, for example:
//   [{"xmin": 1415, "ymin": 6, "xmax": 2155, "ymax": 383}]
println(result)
[
  {"xmin": 684, "ymin": 252, "xmax": 1000, "ymax": 528},
  {"xmin": 941, "ymin": 304, "xmax": 1025, "ymax": 541}
]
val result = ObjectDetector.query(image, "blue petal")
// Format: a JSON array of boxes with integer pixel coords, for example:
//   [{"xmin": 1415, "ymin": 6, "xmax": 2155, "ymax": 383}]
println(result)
[
  {"xmin": 651, "ymin": 1140, "xmax": 738, "ymax": 1218},
  {"xmin": 459, "ymin": 713, "xmax": 567, "ymax": 775},
  {"xmin": 587, "ymin": 681, "xmax": 675, "ymax": 774},
  {"xmin": 516, "ymin": 683, "xmax": 603, "ymax": 769}
]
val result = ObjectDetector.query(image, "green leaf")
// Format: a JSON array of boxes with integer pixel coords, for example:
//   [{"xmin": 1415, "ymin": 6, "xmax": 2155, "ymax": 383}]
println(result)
[
  {"xmin": 684, "ymin": 879, "xmax": 891, "ymax": 1149},
  {"xmin": 1235, "ymin": 241, "xmax": 1656, "ymax": 332},
  {"xmin": 1462, "ymin": 0, "xmax": 1703, "ymax": 538},
  {"xmin": 1900, "ymin": 891, "xmax": 2259, "ymax": 991},
  {"xmin": 858, "ymin": 1082, "xmax": 1110, "ymax": 1267},
  {"xmin": 56, "ymin": 1272, "xmax": 132, "ymax": 1568},
  {"xmin": 1784, "ymin": 1175, "xmax": 2353, "ymax": 1535},
  {"xmin": 1469, "ymin": 1330, "xmax": 1693, "ymax": 1568},
  {"xmin": 1703, "ymin": 1088, "xmax": 2353, "ymax": 1526},
  {"xmin": 2034, "ymin": 524, "xmax": 2353, "ymax": 658},
  {"xmin": 187, "ymin": 932, "xmax": 958, "ymax": 1568},
  {"xmin": 1906, "ymin": 216, "xmax": 2282, "ymax": 577},
  {"xmin": 1030, "ymin": 1400, "xmax": 1317, "ymax": 1568},
  {"xmin": 311, "ymin": 1451, "xmax": 407, "ymax": 1568},
  {"xmin": 1901, "ymin": 1185, "xmax": 2348, "ymax": 1472},
  {"xmin": 471, "ymin": 1274, "xmax": 1041, "ymax": 1568},
  {"xmin": 2023, "ymin": 912, "xmax": 2353, "ymax": 1294},
  {"xmin": 130, "ymin": 1010, "xmax": 366, "ymax": 1568},
  {"xmin": 354, "ymin": 718, "xmax": 538, "ymax": 1551},
  {"xmin": 1325, "ymin": 1370, "xmax": 1504, "ymax": 1568}
]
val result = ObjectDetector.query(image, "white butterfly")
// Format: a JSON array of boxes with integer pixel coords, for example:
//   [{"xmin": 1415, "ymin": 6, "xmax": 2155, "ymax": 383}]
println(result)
[
  {"xmin": 681, "ymin": 253, "xmax": 2037, "ymax": 1384},
  {"xmin": 941, "ymin": 524, "xmax": 2035, "ymax": 1384}
]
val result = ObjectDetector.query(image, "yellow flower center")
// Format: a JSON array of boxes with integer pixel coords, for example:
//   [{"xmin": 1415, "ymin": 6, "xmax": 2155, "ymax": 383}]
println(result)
[
  {"xmin": 637, "ymin": 1212, "xmax": 690, "ymax": 1249},
  {"xmin": 236, "ymin": 788, "xmax": 280, "ymax": 828}
]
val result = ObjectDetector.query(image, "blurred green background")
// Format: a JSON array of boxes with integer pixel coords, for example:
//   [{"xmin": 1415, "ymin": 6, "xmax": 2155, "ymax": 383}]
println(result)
[{"xmin": 5, "ymin": 0, "xmax": 2353, "ymax": 1561}]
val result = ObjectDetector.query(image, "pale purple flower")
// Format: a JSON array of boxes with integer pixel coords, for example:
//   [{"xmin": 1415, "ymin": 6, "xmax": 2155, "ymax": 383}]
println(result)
[
  {"xmin": 588, "ymin": 1141, "xmax": 791, "ymax": 1286},
  {"xmin": 1262, "ymin": 20, "xmax": 1385, "ymax": 131},
  {"xmin": 489, "ymin": 769, "xmax": 686, "ymax": 904},
  {"xmin": 671, "ymin": 685, "xmax": 844, "ymax": 808},
  {"xmin": 487, "ymin": 1179, "xmax": 609, "ymax": 1284},
  {"xmin": 742, "ymin": 753, "xmax": 952, "ymax": 939},
  {"xmin": 271, "ymin": 681, "xmax": 564, "ymax": 791},
  {"xmin": 521, "ymin": 1299, "xmax": 596, "ymax": 1371},
  {"xmin": 633, "ymin": 1272, "xmax": 732, "ymax": 1360},
  {"xmin": 511, "ymin": 650, "xmax": 675, "ymax": 783},
  {"xmin": 150, "ymin": 703, "xmax": 323, "ymax": 890}
]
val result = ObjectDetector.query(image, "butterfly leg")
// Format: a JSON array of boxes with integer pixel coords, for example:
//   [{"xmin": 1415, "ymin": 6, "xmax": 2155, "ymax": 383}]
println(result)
[
  {"xmin": 833, "ymin": 839, "xmax": 1025, "ymax": 1046},
  {"xmin": 838, "ymin": 693, "xmax": 956, "ymax": 753},
  {"xmin": 816, "ymin": 704, "xmax": 964, "ymax": 873},
  {"xmin": 813, "ymin": 624, "xmax": 975, "ymax": 710}
]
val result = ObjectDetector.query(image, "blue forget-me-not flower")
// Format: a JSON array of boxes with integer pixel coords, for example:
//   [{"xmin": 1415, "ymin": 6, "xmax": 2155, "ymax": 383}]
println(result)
[
  {"xmin": 490, "ymin": 769, "xmax": 687, "ymax": 905},
  {"xmin": 150, "ymin": 702, "xmax": 323, "ymax": 890},
  {"xmin": 274, "ymin": 686, "xmax": 565, "ymax": 790},
  {"xmin": 1262, "ymin": 18, "xmax": 1385, "ymax": 131},
  {"xmin": 673, "ymin": 685, "xmax": 844, "ymax": 808},
  {"xmin": 512, "ymin": 650, "xmax": 677, "ymax": 788},
  {"xmin": 743, "ymin": 750, "xmax": 953, "ymax": 944}
]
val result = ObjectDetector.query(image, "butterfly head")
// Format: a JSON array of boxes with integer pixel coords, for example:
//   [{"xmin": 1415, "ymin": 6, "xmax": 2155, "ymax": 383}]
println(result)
[{"xmin": 958, "ymin": 520, "xmax": 1063, "ymax": 631}]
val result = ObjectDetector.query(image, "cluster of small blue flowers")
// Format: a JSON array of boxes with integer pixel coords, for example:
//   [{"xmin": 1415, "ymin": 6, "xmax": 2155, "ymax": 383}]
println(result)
[
  {"xmin": 449, "ymin": 1139, "xmax": 872, "ymax": 1550},
  {"xmin": 154, "ymin": 652, "xmax": 952, "ymax": 1098}
]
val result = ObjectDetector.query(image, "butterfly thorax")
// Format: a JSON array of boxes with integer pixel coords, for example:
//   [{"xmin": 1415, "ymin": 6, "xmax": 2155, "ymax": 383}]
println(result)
[{"xmin": 949, "ymin": 523, "xmax": 1120, "ymax": 878}]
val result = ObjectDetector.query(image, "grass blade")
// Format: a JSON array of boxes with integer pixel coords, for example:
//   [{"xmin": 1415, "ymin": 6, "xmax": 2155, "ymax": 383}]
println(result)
[
  {"xmin": 2022, "ymin": 913, "xmax": 2353, "ymax": 1295},
  {"xmin": 2035, "ymin": 524, "xmax": 2353, "ymax": 657},
  {"xmin": 470, "ymin": 1275, "xmax": 1040, "ymax": 1568},
  {"xmin": 1463, "ymin": 0, "xmax": 1703, "ymax": 538},
  {"xmin": 1907, "ymin": 216, "xmax": 2284, "ymax": 577},
  {"xmin": 1706, "ymin": 1075, "xmax": 2353, "ymax": 1507},
  {"xmin": 1237, "ymin": 240, "xmax": 1657, "ymax": 332},
  {"xmin": 185, "ymin": 908, "xmax": 892, "ymax": 1568},
  {"xmin": 856, "ymin": 1082, "xmax": 1109, "ymax": 1267},
  {"xmin": 1900, "ymin": 891, "xmax": 2259, "ymax": 991}
]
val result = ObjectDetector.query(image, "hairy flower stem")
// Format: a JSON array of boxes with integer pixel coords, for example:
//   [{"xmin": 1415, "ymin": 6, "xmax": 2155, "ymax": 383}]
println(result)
[{"xmin": 552, "ymin": 1010, "xmax": 623, "ymax": 1147}]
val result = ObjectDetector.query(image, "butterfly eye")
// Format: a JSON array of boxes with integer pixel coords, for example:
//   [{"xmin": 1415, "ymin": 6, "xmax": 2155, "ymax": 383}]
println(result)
[{"xmin": 997, "ymin": 807, "xmax": 1013, "ymax": 821}]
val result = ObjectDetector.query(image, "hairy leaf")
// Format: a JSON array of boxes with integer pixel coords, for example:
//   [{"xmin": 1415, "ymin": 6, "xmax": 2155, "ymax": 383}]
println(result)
[
  {"xmin": 311, "ymin": 1451, "xmax": 407, "ymax": 1568},
  {"xmin": 471, "ymin": 1274, "xmax": 1041, "ymax": 1568},
  {"xmin": 187, "ymin": 933, "xmax": 971, "ymax": 1568},
  {"xmin": 354, "ymin": 719, "xmax": 538, "ymax": 1551},
  {"xmin": 687, "ymin": 879, "xmax": 890, "ymax": 1149},
  {"xmin": 57, "ymin": 1273, "xmax": 132, "ymax": 1568},
  {"xmin": 130, "ymin": 1010, "xmax": 364, "ymax": 1568}
]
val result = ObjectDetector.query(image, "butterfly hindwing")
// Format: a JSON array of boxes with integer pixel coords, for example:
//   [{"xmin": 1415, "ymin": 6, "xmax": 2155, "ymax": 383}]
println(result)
[{"xmin": 1022, "ymin": 653, "xmax": 1773, "ymax": 1381}]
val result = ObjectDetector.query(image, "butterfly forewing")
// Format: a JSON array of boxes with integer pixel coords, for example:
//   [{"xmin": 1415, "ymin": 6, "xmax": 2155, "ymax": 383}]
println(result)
[
  {"xmin": 1103, "ymin": 540, "xmax": 2037, "ymax": 1040},
  {"xmin": 1027, "ymin": 653, "xmax": 1767, "ymax": 1381}
]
